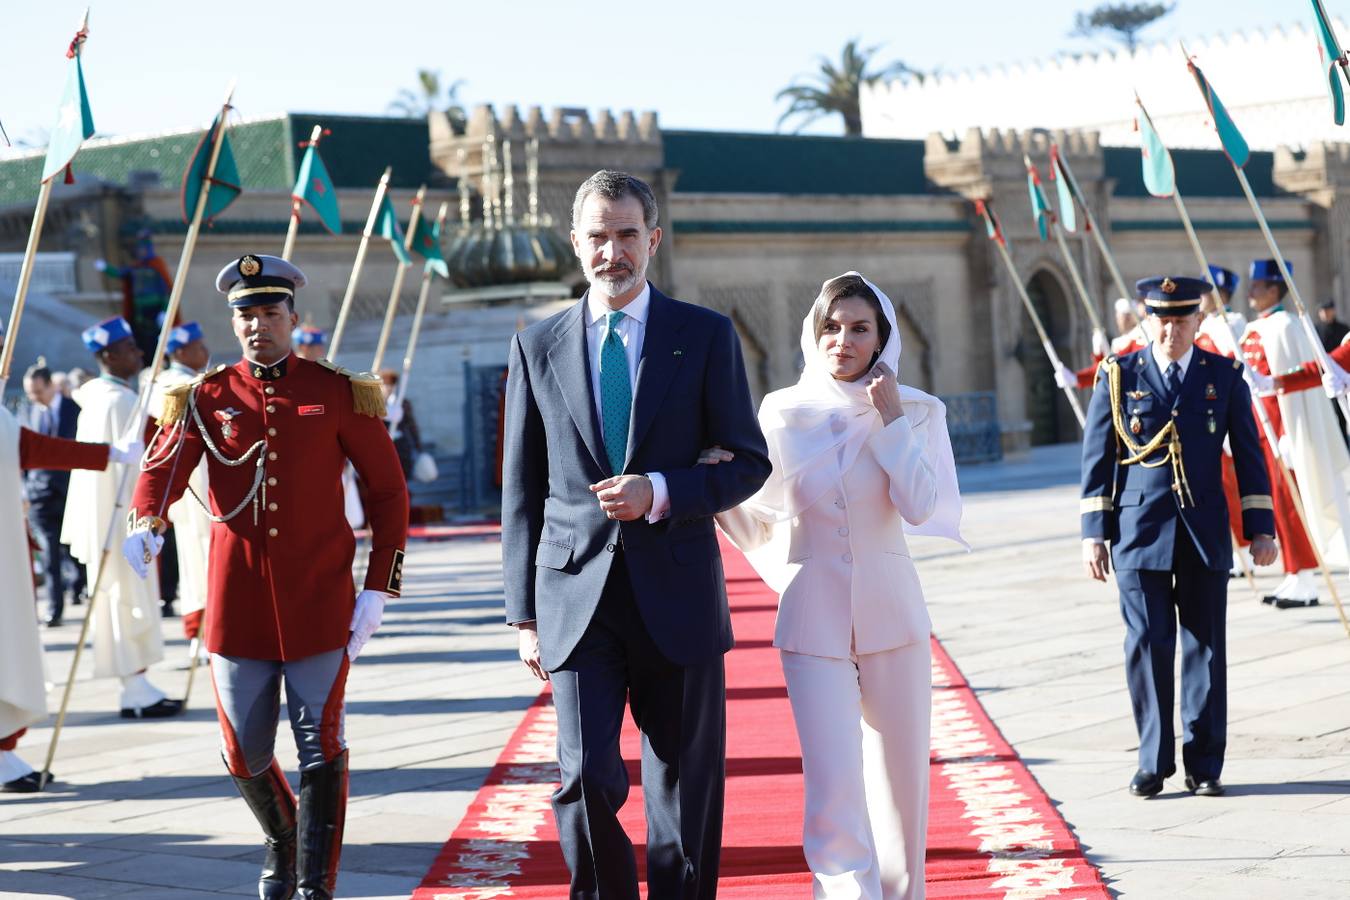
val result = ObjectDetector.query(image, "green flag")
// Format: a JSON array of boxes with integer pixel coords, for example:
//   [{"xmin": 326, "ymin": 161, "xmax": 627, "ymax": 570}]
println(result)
[
  {"xmin": 293, "ymin": 142, "xmax": 341, "ymax": 235},
  {"xmin": 1311, "ymin": 0, "xmax": 1350, "ymax": 125},
  {"xmin": 1135, "ymin": 98, "xmax": 1177, "ymax": 198},
  {"xmin": 410, "ymin": 209, "xmax": 448, "ymax": 278},
  {"xmin": 373, "ymin": 194, "xmax": 412, "ymax": 265},
  {"xmin": 181, "ymin": 112, "xmax": 242, "ymax": 224},
  {"xmin": 1025, "ymin": 162, "xmax": 1053, "ymax": 241},
  {"xmin": 41, "ymin": 35, "xmax": 95, "ymax": 183},
  {"xmin": 975, "ymin": 199, "xmax": 1006, "ymax": 247},
  {"xmin": 1048, "ymin": 146, "xmax": 1078, "ymax": 233},
  {"xmin": 1185, "ymin": 56, "xmax": 1250, "ymax": 168}
]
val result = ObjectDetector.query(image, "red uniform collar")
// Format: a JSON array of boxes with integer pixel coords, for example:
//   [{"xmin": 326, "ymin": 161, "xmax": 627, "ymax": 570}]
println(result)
[{"xmin": 238, "ymin": 352, "xmax": 296, "ymax": 381}]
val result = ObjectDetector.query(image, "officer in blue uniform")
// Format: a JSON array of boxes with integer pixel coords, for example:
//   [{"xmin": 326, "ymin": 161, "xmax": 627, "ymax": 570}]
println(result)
[{"xmin": 1081, "ymin": 276, "xmax": 1278, "ymax": 798}]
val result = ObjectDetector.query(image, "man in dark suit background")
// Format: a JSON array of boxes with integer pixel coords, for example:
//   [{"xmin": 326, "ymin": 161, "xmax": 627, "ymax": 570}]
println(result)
[
  {"xmin": 502, "ymin": 170, "xmax": 771, "ymax": 899},
  {"xmin": 22, "ymin": 360, "xmax": 82, "ymax": 626}
]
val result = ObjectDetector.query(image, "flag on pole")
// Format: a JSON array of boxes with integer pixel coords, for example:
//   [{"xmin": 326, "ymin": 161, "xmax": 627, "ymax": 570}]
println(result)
[
  {"xmin": 1135, "ymin": 97, "xmax": 1177, "ymax": 198},
  {"xmin": 373, "ymin": 194, "xmax": 412, "ymax": 264},
  {"xmin": 1311, "ymin": 0, "xmax": 1350, "ymax": 125},
  {"xmin": 1185, "ymin": 53, "xmax": 1250, "ymax": 168},
  {"xmin": 1048, "ymin": 145, "xmax": 1079, "ymax": 233},
  {"xmin": 975, "ymin": 199, "xmax": 1006, "ymax": 247},
  {"xmin": 410, "ymin": 209, "xmax": 448, "ymax": 278},
  {"xmin": 41, "ymin": 27, "xmax": 95, "ymax": 184},
  {"xmin": 1025, "ymin": 161, "xmax": 1053, "ymax": 241},
  {"xmin": 181, "ymin": 112, "xmax": 242, "ymax": 224},
  {"xmin": 293, "ymin": 140, "xmax": 341, "ymax": 234}
]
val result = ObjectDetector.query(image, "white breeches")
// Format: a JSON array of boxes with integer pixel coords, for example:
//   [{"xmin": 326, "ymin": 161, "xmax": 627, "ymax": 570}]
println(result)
[{"xmin": 781, "ymin": 641, "xmax": 931, "ymax": 900}]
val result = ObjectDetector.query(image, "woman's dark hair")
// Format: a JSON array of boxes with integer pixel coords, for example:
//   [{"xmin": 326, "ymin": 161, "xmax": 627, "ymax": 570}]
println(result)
[{"xmin": 810, "ymin": 275, "xmax": 892, "ymax": 360}]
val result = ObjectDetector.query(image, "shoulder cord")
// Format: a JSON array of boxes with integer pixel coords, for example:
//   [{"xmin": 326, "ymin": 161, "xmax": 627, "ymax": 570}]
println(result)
[
  {"xmin": 1106, "ymin": 358, "xmax": 1194, "ymax": 507},
  {"xmin": 138, "ymin": 384, "xmax": 269, "ymax": 524}
]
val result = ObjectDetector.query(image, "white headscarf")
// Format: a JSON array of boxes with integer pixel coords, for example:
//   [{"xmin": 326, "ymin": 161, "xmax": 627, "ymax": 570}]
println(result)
[{"xmin": 744, "ymin": 272, "xmax": 967, "ymax": 548}]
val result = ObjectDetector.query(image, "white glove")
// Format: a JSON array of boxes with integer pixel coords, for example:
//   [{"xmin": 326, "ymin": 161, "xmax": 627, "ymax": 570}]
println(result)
[
  {"xmin": 1278, "ymin": 433, "xmax": 1295, "ymax": 469},
  {"xmin": 347, "ymin": 589, "xmax": 390, "ymax": 660},
  {"xmin": 1091, "ymin": 328, "xmax": 1111, "ymax": 358},
  {"xmin": 121, "ymin": 529, "xmax": 164, "ymax": 579},
  {"xmin": 1247, "ymin": 370, "xmax": 1275, "ymax": 397},
  {"xmin": 108, "ymin": 436, "xmax": 145, "ymax": 465},
  {"xmin": 93, "ymin": 258, "xmax": 108, "ymax": 273},
  {"xmin": 1053, "ymin": 362, "xmax": 1077, "ymax": 391},
  {"xmin": 1323, "ymin": 361, "xmax": 1350, "ymax": 399}
]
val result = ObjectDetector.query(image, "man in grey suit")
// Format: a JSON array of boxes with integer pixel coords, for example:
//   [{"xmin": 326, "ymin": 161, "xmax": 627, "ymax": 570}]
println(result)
[{"xmin": 502, "ymin": 170, "xmax": 771, "ymax": 899}]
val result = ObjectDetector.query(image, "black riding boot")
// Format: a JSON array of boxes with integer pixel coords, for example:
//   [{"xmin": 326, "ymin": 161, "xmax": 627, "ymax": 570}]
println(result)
[
  {"xmin": 228, "ymin": 758, "xmax": 298, "ymax": 900},
  {"xmin": 296, "ymin": 750, "xmax": 348, "ymax": 899}
]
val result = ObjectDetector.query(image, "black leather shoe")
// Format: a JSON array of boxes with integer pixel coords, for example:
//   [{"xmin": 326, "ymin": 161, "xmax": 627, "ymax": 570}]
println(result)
[
  {"xmin": 120, "ymin": 698, "xmax": 184, "ymax": 719},
  {"xmin": 1128, "ymin": 768, "xmax": 1173, "ymax": 797},
  {"xmin": 229, "ymin": 758, "xmax": 298, "ymax": 900},
  {"xmin": 1274, "ymin": 597, "xmax": 1319, "ymax": 610},
  {"xmin": 1, "ymin": 771, "xmax": 48, "ymax": 793},
  {"xmin": 1261, "ymin": 594, "xmax": 1278, "ymax": 605},
  {"xmin": 1185, "ymin": 776, "xmax": 1225, "ymax": 796},
  {"xmin": 43, "ymin": 616, "xmax": 62, "ymax": 628}
]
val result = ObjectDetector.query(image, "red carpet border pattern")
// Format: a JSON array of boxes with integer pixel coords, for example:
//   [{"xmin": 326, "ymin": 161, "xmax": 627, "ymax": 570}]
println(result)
[{"xmin": 411, "ymin": 541, "xmax": 1108, "ymax": 899}]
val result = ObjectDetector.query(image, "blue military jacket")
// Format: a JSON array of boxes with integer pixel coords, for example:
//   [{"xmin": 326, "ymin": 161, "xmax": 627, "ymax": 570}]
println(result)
[{"xmin": 1080, "ymin": 344, "xmax": 1274, "ymax": 572}]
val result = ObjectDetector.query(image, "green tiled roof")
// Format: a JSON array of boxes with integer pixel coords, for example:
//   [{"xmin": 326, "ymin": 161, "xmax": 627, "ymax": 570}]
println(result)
[
  {"xmin": 1103, "ymin": 145, "xmax": 1281, "ymax": 198},
  {"xmin": 663, "ymin": 130, "xmax": 934, "ymax": 195},
  {"xmin": 0, "ymin": 113, "xmax": 433, "ymax": 210}
]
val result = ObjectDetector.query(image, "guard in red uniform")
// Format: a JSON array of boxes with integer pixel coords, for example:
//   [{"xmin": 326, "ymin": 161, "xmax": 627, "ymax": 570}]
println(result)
[{"xmin": 125, "ymin": 254, "xmax": 409, "ymax": 900}]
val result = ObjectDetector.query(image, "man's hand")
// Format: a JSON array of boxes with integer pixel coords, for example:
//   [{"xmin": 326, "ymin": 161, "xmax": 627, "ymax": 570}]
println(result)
[
  {"xmin": 697, "ymin": 445, "xmax": 734, "ymax": 466},
  {"xmin": 589, "ymin": 475, "xmax": 653, "ymax": 521},
  {"xmin": 1249, "ymin": 534, "xmax": 1278, "ymax": 567},
  {"xmin": 1053, "ymin": 362, "xmax": 1077, "ymax": 391},
  {"xmin": 1092, "ymin": 328, "xmax": 1111, "ymax": 358},
  {"xmin": 1322, "ymin": 361, "xmax": 1350, "ymax": 399},
  {"xmin": 121, "ymin": 530, "xmax": 163, "ymax": 579},
  {"xmin": 516, "ymin": 621, "xmax": 547, "ymax": 681},
  {"xmin": 347, "ymin": 589, "xmax": 389, "ymax": 660},
  {"xmin": 1248, "ymin": 370, "xmax": 1275, "ymax": 396},
  {"xmin": 1083, "ymin": 539, "xmax": 1111, "ymax": 582}
]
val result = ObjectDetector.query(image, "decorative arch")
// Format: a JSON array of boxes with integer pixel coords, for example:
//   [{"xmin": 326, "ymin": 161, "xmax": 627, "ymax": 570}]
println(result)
[{"xmin": 1021, "ymin": 267, "xmax": 1079, "ymax": 445}]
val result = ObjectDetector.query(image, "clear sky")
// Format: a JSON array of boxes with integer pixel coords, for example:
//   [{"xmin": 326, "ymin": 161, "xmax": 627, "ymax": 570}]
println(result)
[{"xmin": 0, "ymin": 0, "xmax": 1336, "ymax": 146}]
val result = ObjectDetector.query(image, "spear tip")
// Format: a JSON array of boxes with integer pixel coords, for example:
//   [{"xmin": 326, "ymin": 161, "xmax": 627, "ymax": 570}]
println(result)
[
  {"xmin": 78, "ymin": 7, "xmax": 90, "ymax": 31},
  {"xmin": 309, "ymin": 124, "xmax": 323, "ymax": 142},
  {"xmin": 222, "ymin": 78, "xmax": 238, "ymax": 107}
]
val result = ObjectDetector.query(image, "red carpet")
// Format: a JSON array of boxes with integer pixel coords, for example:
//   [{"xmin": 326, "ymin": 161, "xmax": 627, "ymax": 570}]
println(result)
[{"xmin": 411, "ymin": 541, "xmax": 1108, "ymax": 899}]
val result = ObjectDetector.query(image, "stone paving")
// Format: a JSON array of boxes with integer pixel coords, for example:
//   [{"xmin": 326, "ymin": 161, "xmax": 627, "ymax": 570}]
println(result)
[{"xmin": 2, "ymin": 444, "xmax": 1348, "ymax": 898}]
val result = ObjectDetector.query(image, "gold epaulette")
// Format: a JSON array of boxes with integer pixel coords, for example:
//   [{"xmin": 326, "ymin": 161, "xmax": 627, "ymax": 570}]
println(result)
[
  {"xmin": 316, "ymin": 358, "xmax": 387, "ymax": 418},
  {"xmin": 157, "ymin": 364, "xmax": 227, "ymax": 426}
]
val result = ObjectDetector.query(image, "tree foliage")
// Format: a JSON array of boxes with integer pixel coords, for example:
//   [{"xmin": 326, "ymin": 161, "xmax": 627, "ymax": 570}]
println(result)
[
  {"xmin": 1072, "ymin": 3, "xmax": 1176, "ymax": 53},
  {"xmin": 776, "ymin": 39, "xmax": 922, "ymax": 136},
  {"xmin": 389, "ymin": 69, "xmax": 468, "ymax": 134}
]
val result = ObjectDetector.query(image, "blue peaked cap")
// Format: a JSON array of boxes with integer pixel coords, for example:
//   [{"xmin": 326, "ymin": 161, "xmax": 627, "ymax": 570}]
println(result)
[
  {"xmin": 167, "ymin": 321, "xmax": 204, "ymax": 353},
  {"xmin": 1206, "ymin": 265, "xmax": 1239, "ymax": 294},
  {"xmin": 1136, "ymin": 276, "xmax": 1207, "ymax": 316},
  {"xmin": 82, "ymin": 316, "xmax": 134, "ymax": 352},
  {"xmin": 1249, "ymin": 259, "xmax": 1291, "ymax": 283}
]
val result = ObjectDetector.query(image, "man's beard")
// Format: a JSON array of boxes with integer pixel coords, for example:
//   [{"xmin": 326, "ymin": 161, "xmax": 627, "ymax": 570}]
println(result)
[{"xmin": 582, "ymin": 259, "xmax": 645, "ymax": 298}]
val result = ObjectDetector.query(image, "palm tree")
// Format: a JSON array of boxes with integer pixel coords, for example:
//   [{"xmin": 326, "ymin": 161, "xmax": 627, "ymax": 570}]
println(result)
[
  {"xmin": 776, "ymin": 40, "xmax": 922, "ymax": 136},
  {"xmin": 389, "ymin": 69, "xmax": 468, "ymax": 134}
]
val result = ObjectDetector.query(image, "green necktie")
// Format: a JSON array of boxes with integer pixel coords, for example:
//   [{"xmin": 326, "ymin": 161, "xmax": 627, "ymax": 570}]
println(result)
[{"xmin": 600, "ymin": 310, "xmax": 631, "ymax": 476}]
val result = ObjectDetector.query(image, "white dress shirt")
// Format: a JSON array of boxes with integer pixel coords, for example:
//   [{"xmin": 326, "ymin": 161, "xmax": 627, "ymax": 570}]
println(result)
[
  {"xmin": 1150, "ymin": 343, "xmax": 1194, "ymax": 381},
  {"xmin": 584, "ymin": 283, "xmax": 670, "ymax": 522}
]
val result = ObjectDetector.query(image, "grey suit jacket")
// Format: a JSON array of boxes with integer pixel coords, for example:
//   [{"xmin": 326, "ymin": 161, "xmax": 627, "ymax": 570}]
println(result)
[{"xmin": 501, "ymin": 285, "xmax": 771, "ymax": 670}]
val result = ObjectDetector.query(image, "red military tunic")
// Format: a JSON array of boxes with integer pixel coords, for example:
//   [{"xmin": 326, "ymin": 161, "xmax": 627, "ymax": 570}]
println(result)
[
  {"xmin": 1274, "ymin": 340, "xmax": 1350, "ymax": 394},
  {"xmin": 18, "ymin": 428, "xmax": 110, "ymax": 472},
  {"xmin": 1240, "ymin": 322, "xmax": 1318, "ymax": 572},
  {"xmin": 130, "ymin": 354, "xmax": 409, "ymax": 660},
  {"xmin": 1075, "ymin": 334, "xmax": 1147, "ymax": 389}
]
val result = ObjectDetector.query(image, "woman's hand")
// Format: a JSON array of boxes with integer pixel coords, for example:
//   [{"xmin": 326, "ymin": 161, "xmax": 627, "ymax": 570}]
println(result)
[
  {"xmin": 697, "ymin": 445, "xmax": 735, "ymax": 466},
  {"xmin": 866, "ymin": 363, "xmax": 905, "ymax": 426}
]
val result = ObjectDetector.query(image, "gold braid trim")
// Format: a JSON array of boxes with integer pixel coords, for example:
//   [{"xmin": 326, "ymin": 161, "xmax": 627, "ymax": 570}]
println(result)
[
  {"xmin": 1105, "ymin": 357, "xmax": 1195, "ymax": 507},
  {"xmin": 316, "ymin": 358, "xmax": 387, "ymax": 418}
]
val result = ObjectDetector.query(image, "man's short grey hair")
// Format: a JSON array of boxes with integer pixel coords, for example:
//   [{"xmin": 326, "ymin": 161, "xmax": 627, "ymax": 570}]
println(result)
[{"xmin": 572, "ymin": 170, "xmax": 659, "ymax": 230}]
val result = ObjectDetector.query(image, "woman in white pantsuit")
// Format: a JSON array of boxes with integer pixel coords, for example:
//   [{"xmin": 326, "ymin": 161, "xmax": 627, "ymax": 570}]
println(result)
[{"xmin": 712, "ymin": 272, "xmax": 966, "ymax": 900}]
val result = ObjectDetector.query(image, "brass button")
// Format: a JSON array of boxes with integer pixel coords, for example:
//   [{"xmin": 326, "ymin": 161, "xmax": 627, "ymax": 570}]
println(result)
[
  {"xmin": 267, "ymin": 427, "xmax": 277, "ymax": 436},
  {"xmin": 268, "ymin": 451, "xmax": 278, "ymax": 461},
  {"xmin": 268, "ymin": 527, "xmax": 278, "ymax": 537},
  {"xmin": 842, "ymin": 553, "xmax": 853, "ymax": 564},
  {"xmin": 268, "ymin": 502, "xmax": 278, "ymax": 512},
  {"xmin": 838, "ymin": 527, "xmax": 849, "ymax": 537},
  {"xmin": 266, "ymin": 405, "xmax": 276, "ymax": 413},
  {"xmin": 264, "ymin": 386, "xmax": 275, "ymax": 395},
  {"xmin": 267, "ymin": 477, "xmax": 277, "ymax": 486}
]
